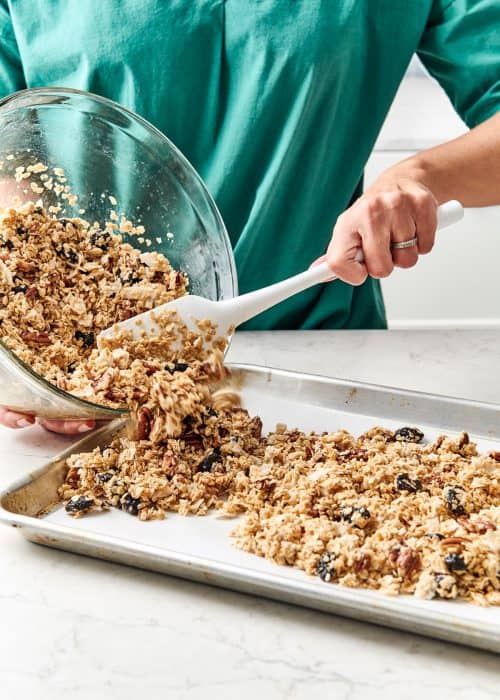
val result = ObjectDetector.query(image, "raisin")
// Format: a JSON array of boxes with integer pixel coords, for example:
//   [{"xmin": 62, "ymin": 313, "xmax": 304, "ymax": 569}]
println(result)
[
  {"xmin": 12, "ymin": 284, "xmax": 28, "ymax": 294},
  {"xmin": 16, "ymin": 225, "xmax": 28, "ymax": 238},
  {"xmin": 394, "ymin": 426, "xmax": 424, "ymax": 443},
  {"xmin": 95, "ymin": 471, "xmax": 115, "ymax": 483},
  {"xmin": 55, "ymin": 244, "xmax": 78, "ymax": 263},
  {"xmin": 198, "ymin": 449, "xmax": 222, "ymax": 473},
  {"xmin": 426, "ymin": 533, "xmax": 444, "ymax": 540},
  {"xmin": 166, "ymin": 362, "xmax": 189, "ymax": 373},
  {"xmin": 396, "ymin": 473, "xmax": 422, "ymax": 493},
  {"xmin": 1, "ymin": 238, "xmax": 14, "ymax": 250},
  {"xmin": 316, "ymin": 552, "xmax": 336, "ymax": 582},
  {"xmin": 205, "ymin": 407, "xmax": 218, "ymax": 418},
  {"xmin": 121, "ymin": 493, "xmax": 140, "ymax": 516},
  {"xmin": 74, "ymin": 330, "xmax": 95, "ymax": 348},
  {"xmin": 120, "ymin": 272, "xmax": 141, "ymax": 285},
  {"xmin": 444, "ymin": 486, "xmax": 466, "ymax": 517},
  {"xmin": 444, "ymin": 553, "xmax": 467, "ymax": 572},
  {"xmin": 65, "ymin": 495, "xmax": 94, "ymax": 513},
  {"xmin": 66, "ymin": 361, "xmax": 77, "ymax": 374},
  {"xmin": 340, "ymin": 505, "xmax": 371, "ymax": 524},
  {"xmin": 90, "ymin": 230, "xmax": 111, "ymax": 249}
]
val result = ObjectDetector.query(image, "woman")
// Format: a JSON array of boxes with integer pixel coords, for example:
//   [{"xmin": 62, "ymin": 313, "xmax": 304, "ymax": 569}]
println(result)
[{"xmin": 0, "ymin": 0, "xmax": 499, "ymax": 433}]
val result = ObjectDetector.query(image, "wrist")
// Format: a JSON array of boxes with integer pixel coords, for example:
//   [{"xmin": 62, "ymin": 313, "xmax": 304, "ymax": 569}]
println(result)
[{"xmin": 369, "ymin": 155, "xmax": 444, "ymax": 202}]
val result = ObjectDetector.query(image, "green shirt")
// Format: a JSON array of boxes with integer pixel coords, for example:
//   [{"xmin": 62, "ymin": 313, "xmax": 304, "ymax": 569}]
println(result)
[{"xmin": 1, "ymin": 0, "xmax": 499, "ymax": 329}]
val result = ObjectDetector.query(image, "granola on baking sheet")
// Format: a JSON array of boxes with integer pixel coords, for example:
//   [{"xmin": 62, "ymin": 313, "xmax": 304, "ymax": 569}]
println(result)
[
  {"xmin": 0, "ymin": 202, "xmax": 497, "ymax": 605},
  {"xmin": 59, "ymin": 321, "xmax": 500, "ymax": 605}
]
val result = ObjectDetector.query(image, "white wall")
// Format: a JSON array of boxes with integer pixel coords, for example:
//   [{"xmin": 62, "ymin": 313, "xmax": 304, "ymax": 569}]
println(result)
[{"xmin": 365, "ymin": 58, "xmax": 500, "ymax": 329}]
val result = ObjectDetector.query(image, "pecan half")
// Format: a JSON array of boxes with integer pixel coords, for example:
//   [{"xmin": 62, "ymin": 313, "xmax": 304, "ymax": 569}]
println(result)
[
  {"xmin": 181, "ymin": 432, "xmax": 204, "ymax": 449},
  {"xmin": 25, "ymin": 286, "xmax": 39, "ymax": 300},
  {"xmin": 66, "ymin": 468, "xmax": 80, "ymax": 488},
  {"xmin": 91, "ymin": 369, "xmax": 113, "ymax": 392},
  {"xmin": 137, "ymin": 406, "xmax": 153, "ymax": 440},
  {"xmin": 16, "ymin": 261, "xmax": 36, "ymax": 274},
  {"xmin": 337, "ymin": 448, "xmax": 368, "ymax": 463},
  {"xmin": 21, "ymin": 330, "xmax": 52, "ymax": 345},
  {"xmin": 353, "ymin": 552, "xmax": 372, "ymax": 573},
  {"xmin": 441, "ymin": 536, "xmax": 471, "ymax": 546},
  {"xmin": 395, "ymin": 546, "xmax": 421, "ymax": 579},
  {"xmin": 250, "ymin": 416, "xmax": 263, "ymax": 439}
]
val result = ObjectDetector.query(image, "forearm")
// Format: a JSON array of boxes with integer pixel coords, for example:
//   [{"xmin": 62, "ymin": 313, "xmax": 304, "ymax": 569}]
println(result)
[{"xmin": 371, "ymin": 111, "xmax": 500, "ymax": 207}]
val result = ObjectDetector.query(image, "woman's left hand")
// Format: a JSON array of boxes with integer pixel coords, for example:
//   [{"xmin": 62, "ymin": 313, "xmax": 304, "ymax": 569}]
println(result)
[{"xmin": 320, "ymin": 178, "xmax": 439, "ymax": 285}]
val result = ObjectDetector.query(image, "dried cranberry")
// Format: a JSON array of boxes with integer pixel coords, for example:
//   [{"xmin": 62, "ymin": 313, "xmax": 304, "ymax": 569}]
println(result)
[
  {"xmin": 444, "ymin": 553, "xmax": 467, "ymax": 572},
  {"xmin": 316, "ymin": 552, "xmax": 336, "ymax": 582},
  {"xmin": 339, "ymin": 505, "xmax": 371, "ymax": 524},
  {"xmin": 120, "ymin": 271, "xmax": 141, "ymax": 285},
  {"xmin": 444, "ymin": 486, "xmax": 466, "ymax": 517},
  {"xmin": 396, "ymin": 473, "xmax": 422, "ymax": 493},
  {"xmin": 394, "ymin": 427, "xmax": 424, "ymax": 443},
  {"xmin": 90, "ymin": 230, "xmax": 111, "ymax": 249},
  {"xmin": 96, "ymin": 471, "xmax": 115, "ymax": 484},
  {"xmin": 65, "ymin": 495, "xmax": 94, "ymax": 513},
  {"xmin": 166, "ymin": 362, "xmax": 189, "ymax": 373},
  {"xmin": 74, "ymin": 330, "xmax": 95, "ymax": 348},
  {"xmin": 198, "ymin": 450, "xmax": 222, "ymax": 473},
  {"xmin": 121, "ymin": 493, "xmax": 140, "ymax": 516}
]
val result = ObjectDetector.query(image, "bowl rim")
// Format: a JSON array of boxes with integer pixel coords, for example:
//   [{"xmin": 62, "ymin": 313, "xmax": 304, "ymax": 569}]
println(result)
[{"xmin": 0, "ymin": 86, "xmax": 238, "ymax": 416}]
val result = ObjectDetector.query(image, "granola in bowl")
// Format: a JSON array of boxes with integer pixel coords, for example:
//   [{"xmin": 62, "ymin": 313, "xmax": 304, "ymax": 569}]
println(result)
[{"xmin": 0, "ymin": 203, "xmax": 186, "ymax": 389}]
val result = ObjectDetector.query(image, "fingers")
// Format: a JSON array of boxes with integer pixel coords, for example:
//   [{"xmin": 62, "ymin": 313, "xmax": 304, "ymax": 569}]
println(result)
[
  {"xmin": 326, "ymin": 213, "xmax": 368, "ymax": 286},
  {"xmin": 0, "ymin": 405, "xmax": 98, "ymax": 434},
  {"xmin": 406, "ymin": 183, "xmax": 438, "ymax": 255},
  {"xmin": 0, "ymin": 406, "xmax": 35, "ymax": 429},
  {"xmin": 389, "ymin": 204, "xmax": 418, "ymax": 270},
  {"xmin": 325, "ymin": 183, "xmax": 438, "ymax": 285},
  {"xmin": 37, "ymin": 418, "xmax": 97, "ymax": 435}
]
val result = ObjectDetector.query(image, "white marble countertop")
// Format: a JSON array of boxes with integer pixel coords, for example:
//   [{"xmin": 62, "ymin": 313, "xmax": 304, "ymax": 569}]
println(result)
[{"xmin": 0, "ymin": 330, "xmax": 499, "ymax": 700}]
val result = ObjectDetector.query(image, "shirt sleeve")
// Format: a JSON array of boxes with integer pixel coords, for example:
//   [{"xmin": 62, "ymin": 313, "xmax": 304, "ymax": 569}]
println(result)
[
  {"xmin": 418, "ymin": 0, "xmax": 500, "ymax": 128},
  {"xmin": 0, "ymin": 0, "xmax": 26, "ymax": 99}
]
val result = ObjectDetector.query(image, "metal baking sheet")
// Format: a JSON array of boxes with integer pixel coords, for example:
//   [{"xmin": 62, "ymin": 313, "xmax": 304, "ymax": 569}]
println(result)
[{"xmin": 1, "ymin": 363, "xmax": 499, "ymax": 653}]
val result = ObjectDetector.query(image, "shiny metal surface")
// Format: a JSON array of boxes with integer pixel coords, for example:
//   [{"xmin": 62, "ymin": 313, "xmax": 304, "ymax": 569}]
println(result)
[{"xmin": 1, "ymin": 364, "xmax": 499, "ymax": 652}]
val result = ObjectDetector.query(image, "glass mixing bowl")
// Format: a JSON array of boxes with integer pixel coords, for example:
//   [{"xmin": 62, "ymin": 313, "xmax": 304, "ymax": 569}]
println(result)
[{"xmin": 0, "ymin": 88, "xmax": 237, "ymax": 419}]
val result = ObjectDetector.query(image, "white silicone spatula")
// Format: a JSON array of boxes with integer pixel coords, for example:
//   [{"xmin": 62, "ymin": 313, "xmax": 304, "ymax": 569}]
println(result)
[{"xmin": 101, "ymin": 200, "xmax": 463, "ymax": 342}]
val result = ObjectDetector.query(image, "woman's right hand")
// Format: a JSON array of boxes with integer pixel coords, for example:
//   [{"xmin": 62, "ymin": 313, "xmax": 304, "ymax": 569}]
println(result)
[{"xmin": 0, "ymin": 406, "xmax": 98, "ymax": 434}]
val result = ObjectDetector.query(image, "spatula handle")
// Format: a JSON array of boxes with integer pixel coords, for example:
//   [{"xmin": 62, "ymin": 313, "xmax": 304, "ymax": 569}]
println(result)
[{"xmin": 226, "ymin": 200, "xmax": 463, "ymax": 327}]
